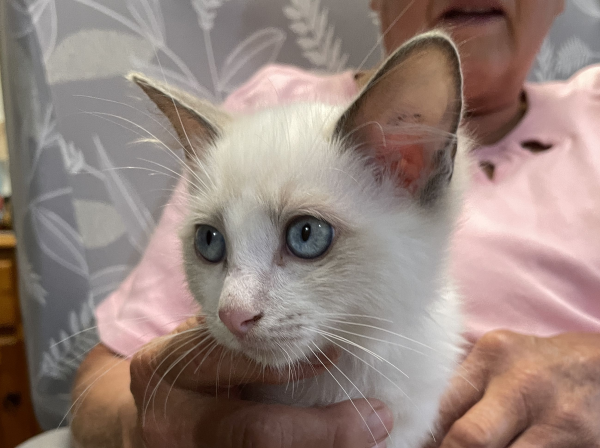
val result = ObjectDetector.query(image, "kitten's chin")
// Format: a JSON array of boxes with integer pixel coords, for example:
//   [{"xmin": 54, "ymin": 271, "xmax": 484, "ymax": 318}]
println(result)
[
  {"xmin": 219, "ymin": 336, "xmax": 318, "ymax": 369},
  {"xmin": 242, "ymin": 346, "xmax": 294, "ymax": 368}
]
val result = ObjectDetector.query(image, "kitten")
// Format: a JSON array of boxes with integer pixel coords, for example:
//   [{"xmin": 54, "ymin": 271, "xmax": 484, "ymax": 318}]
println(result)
[{"xmin": 131, "ymin": 31, "xmax": 468, "ymax": 448}]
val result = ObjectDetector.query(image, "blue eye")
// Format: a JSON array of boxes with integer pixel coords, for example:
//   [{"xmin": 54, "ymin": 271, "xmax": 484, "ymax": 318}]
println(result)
[
  {"xmin": 195, "ymin": 225, "xmax": 226, "ymax": 262},
  {"xmin": 286, "ymin": 216, "xmax": 334, "ymax": 259}
]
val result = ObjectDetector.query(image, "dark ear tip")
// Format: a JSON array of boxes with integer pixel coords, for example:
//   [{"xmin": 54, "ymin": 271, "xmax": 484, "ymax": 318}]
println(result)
[{"xmin": 411, "ymin": 30, "xmax": 460, "ymax": 61}]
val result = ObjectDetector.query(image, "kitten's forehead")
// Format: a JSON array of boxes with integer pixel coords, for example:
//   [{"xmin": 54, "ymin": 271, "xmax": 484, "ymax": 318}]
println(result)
[{"xmin": 191, "ymin": 103, "xmax": 357, "ymax": 214}]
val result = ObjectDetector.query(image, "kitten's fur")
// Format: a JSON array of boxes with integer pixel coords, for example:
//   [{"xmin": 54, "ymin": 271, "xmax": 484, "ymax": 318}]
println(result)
[{"xmin": 132, "ymin": 31, "xmax": 468, "ymax": 448}]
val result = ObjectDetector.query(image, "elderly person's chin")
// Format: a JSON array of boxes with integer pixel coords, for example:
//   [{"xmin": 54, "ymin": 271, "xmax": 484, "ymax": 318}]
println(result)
[
  {"xmin": 372, "ymin": 0, "xmax": 565, "ymax": 110},
  {"xmin": 457, "ymin": 37, "xmax": 527, "ymax": 113}
]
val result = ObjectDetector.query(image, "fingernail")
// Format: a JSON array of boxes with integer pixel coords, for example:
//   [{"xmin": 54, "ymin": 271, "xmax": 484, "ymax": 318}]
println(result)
[
  {"xmin": 372, "ymin": 443, "xmax": 387, "ymax": 448},
  {"xmin": 366, "ymin": 404, "xmax": 393, "ymax": 445}
]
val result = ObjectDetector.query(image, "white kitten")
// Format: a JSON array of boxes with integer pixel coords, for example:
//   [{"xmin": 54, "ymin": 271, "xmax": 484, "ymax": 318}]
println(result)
[{"xmin": 132, "ymin": 31, "xmax": 469, "ymax": 448}]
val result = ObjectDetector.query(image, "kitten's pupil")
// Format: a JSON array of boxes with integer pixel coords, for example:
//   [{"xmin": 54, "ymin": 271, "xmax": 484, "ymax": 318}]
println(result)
[
  {"xmin": 206, "ymin": 230, "xmax": 213, "ymax": 245},
  {"xmin": 301, "ymin": 224, "xmax": 311, "ymax": 242}
]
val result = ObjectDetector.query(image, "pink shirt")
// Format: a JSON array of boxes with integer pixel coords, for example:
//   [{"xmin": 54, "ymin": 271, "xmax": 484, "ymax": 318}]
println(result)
[{"xmin": 96, "ymin": 64, "xmax": 600, "ymax": 357}]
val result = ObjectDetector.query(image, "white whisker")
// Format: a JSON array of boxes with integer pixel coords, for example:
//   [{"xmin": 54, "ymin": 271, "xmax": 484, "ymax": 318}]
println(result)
[
  {"xmin": 313, "ymin": 342, "xmax": 393, "ymax": 444},
  {"xmin": 318, "ymin": 313, "xmax": 393, "ymax": 323},
  {"xmin": 161, "ymin": 334, "xmax": 215, "ymax": 417},
  {"xmin": 74, "ymin": 94, "xmax": 181, "ymax": 143},
  {"xmin": 275, "ymin": 340, "xmax": 295, "ymax": 395},
  {"xmin": 323, "ymin": 319, "xmax": 436, "ymax": 351},
  {"xmin": 318, "ymin": 332, "xmax": 410, "ymax": 400},
  {"xmin": 320, "ymin": 324, "xmax": 430, "ymax": 357},
  {"xmin": 142, "ymin": 330, "xmax": 206, "ymax": 425},
  {"xmin": 355, "ymin": 0, "xmax": 417, "ymax": 73},
  {"xmin": 214, "ymin": 347, "xmax": 228, "ymax": 397},
  {"xmin": 308, "ymin": 328, "xmax": 409, "ymax": 379},
  {"xmin": 82, "ymin": 110, "xmax": 208, "ymax": 192},
  {"xmin": 307, "ymin": 343, "xmax": 379, "ymax": 447}
]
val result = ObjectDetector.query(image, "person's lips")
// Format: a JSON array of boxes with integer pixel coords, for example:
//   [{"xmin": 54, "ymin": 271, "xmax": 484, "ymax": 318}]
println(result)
[{"xmin": 437, "ymin": 2, "xmax": 505, "ymax": 26}]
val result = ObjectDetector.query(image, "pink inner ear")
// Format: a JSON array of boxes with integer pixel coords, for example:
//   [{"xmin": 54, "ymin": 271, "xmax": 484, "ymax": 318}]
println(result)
[{"xmin": 371, "ymin": 130, "xmax": 431, "ymax": 194}]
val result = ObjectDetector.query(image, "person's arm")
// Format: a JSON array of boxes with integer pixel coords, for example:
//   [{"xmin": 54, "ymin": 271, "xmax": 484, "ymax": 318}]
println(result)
[
  {"xmin": 71, "ymin": 344, "xmax": 138, "ymax": 448},
  {"xmin": 427, "ymin": 330, "xmax": 600, "ymax": 448},
  {"xmin": 71, "ymin": 318, "xmax": 394, "ymax": 448}
]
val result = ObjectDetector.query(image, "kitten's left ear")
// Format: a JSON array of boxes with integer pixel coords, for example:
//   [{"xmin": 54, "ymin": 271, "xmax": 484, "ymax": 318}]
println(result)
[
  {"xmin": 128, "ymin": 73, "xmax": 230, "ymax": 163},
  {"xmin": 335, "ymin": 31, "xmax": 463, "ymax": 206}
]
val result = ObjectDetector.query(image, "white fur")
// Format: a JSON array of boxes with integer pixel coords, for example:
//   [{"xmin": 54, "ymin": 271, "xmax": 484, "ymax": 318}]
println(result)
[{"xmin": 179, "ymin": 101, "xmax": 469, "ymax": 448}]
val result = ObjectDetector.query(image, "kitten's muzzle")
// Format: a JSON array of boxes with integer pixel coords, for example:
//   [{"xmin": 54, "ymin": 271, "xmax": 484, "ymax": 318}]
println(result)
[{"xmin": 219, "ymin": 308, "xmax": 263, "ymax": 338}]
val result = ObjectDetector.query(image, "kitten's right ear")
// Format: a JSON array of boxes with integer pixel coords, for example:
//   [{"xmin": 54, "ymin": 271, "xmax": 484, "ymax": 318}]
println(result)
[
  {"xmin": 334, "ymin": 32, "xmax": 463, "ymax": 207},
  {"xmin": 128, "ymin": 73, "xmax": 230, "ymax": 162}
]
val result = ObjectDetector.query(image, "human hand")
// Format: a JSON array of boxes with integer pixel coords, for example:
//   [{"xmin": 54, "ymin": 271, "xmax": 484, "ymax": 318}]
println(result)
[
  {"xmin": 126, "ymin": 316, "xmax": 394, "ymax": 448},
  {"xmin": 427, "ymin": 330, "xmax": 600, "ymax": 448}
]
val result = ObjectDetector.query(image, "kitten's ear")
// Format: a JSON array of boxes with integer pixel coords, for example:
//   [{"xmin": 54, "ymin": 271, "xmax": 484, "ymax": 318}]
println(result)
[
  {"xmin": 128, "ymin": 73, "xmax": 230, "ymax": 162},
  {"xmin": 335, "ymin": 32, "xmax": 463, "ymax": 206}
]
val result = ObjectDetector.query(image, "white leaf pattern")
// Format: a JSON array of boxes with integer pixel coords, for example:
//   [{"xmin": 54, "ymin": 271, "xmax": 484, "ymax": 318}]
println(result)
[
  {"xmin": 17, "ymin": 250, "xmax": 48, "ymax": 305},
  {"xmin": 30, "ymin": 205, "xmax": 89, "ymax": 277},
  {"xmin": 57, "ymin": 135, "xmax": 85, "ymax": 175},
  {"xmin": 32, "ymin": 0, "xmax": 57, "ymax": 62},
  {"xmin": 533, "ymin": 35, "xmax": 599, "ymax": 82},
  {"xmin": 131, "ymin": 57, "xmax": 215, "ymax": 101},
  {"xmin": 73, "ymin": 199, "xmax": 127, "ymax": 249},
  {"xmin": 573, "ymin": 0, "xmax": 600, "ymax": 18},
  {"xmin": 71, "ymin": 0, "xmax": 203, "ymax": 89},
  {"xmin": 556, "ymin": 37, "xmax": 599, "ymax": 76},
  {"xmin": 284, "ymin": 0, "xmax": 349, "ymax": 72},
  {"xmin": 126, "ymin": 0, "xmax": 165, "ymax": 45},
  {"xmin": 39, "ymin": 297, "xmax": 98, "ymax": 381},
  {"xmin": 93, "ymin": 135, "xmax": 155, "ymax": 254},
  {"xmin": 191, "ymin": 0, "xmax": 230, "ymax": 31},
  {"xmin": 218, "ymin": 28, "xmax": 286, "ymax": 93},
  {"xmin": 91, "ymin": 264, "xmax": 131, "ymax": 300},
  {"xmin": 46, "ymin": 29, "xmax": 155, "ymax": 84},
  {"xmin": 533, "ymin": 37, "xmax": 556, "ymax": 81},
  {"xmin": 10, "ymin": 0, "xmax": 57, "ymax": 62}
]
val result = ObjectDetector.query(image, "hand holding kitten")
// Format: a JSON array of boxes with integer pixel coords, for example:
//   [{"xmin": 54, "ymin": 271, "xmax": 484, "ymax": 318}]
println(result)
[
  {"xmin": 428, "ymin": 330, "xmax": 600, "ymax": 448},
  {"xmin": 127, "ymin": 316, "xmax": 394, "ymax": 448}
]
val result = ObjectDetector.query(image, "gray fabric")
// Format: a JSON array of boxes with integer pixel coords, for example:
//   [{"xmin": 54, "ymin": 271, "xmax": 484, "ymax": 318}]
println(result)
[{"xmin": 0, "ymin": 0, "xmax": 598, "ymax": 431}]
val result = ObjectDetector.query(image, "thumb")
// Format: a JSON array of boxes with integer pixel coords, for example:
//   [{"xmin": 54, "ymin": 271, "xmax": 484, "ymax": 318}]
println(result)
[{"xmin": 205, "ymin": 398, "xmax": 394, "ymax": 448}]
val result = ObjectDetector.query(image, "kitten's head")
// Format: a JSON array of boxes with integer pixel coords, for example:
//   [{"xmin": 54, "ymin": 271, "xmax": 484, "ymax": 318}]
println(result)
[{"xmin": 131, "ymin": 32, "xmax": 465, "ymax": 367}]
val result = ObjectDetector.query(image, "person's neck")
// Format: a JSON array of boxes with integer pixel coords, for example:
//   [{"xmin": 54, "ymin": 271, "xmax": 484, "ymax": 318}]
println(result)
[{"xmin": 464, "ymin": 91, "xmax": 527, "ymax": 147}]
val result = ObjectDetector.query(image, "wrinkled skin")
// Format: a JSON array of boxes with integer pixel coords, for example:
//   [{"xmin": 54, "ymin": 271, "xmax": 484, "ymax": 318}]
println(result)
[{"xmin": 427, "ymin": 330, "xmax": 600, "ymax": 448}]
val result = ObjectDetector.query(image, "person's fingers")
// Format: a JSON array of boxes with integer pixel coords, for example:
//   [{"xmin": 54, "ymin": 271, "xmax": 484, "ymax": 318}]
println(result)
[
  {"xmin": 439, "ymin": 378, "xmax": 530, "ymax": 448},
  {"xmin": 430, "ymin": 351, "xmax": 488, "ymax": 441},
  {"xmin": 138, "ymin": 375, "xmax": 393, "ymax": 448},
  {"xmin": 508, "ymin": 427, "xmax": 575, "ymax": 448},
  {"xmin": 435, "ymin": 368, "xmax": 485, "ymax": 430},
  {"xmin": 202, "ymin": 396, "xmax": 394, "ymax": 448},
  {"xmin": 132, "ymin": 316, "xmax": 340, "ymax": 391}
]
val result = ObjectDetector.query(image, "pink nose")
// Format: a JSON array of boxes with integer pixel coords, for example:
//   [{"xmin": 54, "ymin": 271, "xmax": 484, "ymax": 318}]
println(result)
[{"xmin": 218, "ymin": 308, "xmax": 263, "ymax": 338}]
